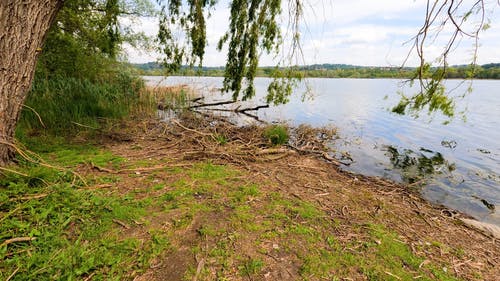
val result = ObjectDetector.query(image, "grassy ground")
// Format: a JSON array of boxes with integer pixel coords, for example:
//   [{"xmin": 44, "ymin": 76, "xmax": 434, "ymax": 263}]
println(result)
[{"xmin": 1, "ymin": 112, "xmax": 498, "ymax": 280}]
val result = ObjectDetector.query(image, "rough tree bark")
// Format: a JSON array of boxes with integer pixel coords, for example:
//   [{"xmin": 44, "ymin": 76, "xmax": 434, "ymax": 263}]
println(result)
[{"xmin": 0, "ymin": 0, "xmax": 63, "ymax": 165}]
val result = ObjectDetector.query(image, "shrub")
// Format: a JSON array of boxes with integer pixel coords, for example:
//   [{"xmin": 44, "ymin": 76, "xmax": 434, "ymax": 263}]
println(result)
[{"xmin": 263, "ymin": 125, "xmax": 289, "ymax": 146}]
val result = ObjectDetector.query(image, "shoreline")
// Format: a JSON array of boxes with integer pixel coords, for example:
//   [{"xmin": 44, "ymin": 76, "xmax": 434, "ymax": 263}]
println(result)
[
  {"xmin": 145, "ymin": 79, "xmax": 500, "ymax": 229},
  {"xmin": 141, "ymin": 74, "xmax": 500, "ymax": 81},
  {"xmin": 103, "ymin": 112, "xmax": 500, "ymax": 279},
  {"xmin": 4, "ymin": 104, "xmax": 498, "ymax": 280}
]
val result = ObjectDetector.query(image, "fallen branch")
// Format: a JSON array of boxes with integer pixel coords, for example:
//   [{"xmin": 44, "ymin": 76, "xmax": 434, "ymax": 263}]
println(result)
[
  {"xmin": 188, "ymin": 100, "xmax": 236, "ymax": 109},
  {"xmin": 6, "ymin": 267, "xmax": 20, "ymax": 281},
  {"xmin": 256, "ymin": 148, "xmax": 292, "ymax": 155},
  {"xmin": 236, "ymin": 104, "xmax": 269, "ymax": 112},
  {"xmin": 1, "ymin": 237, "xmax": 36, "ymax": 247},
  {"xmin": 190, "ymin": 97, "xmax": 204, "ymax": 103},
  {"xmin": 0, "ymin": 205, "xmax": 23, "ymax": 224},
  {"xmin": 0, "ymin": 140, "xmax": 87, "ymax": 186},
  {"xmin": 239, "ymin": 111, "xmax": 264, "ymax": 122},
  {"xmin": 287, "ymin": 144, "xmax": 350, "ymax": 166},
  {"xmin": 10, "ymin": 194, "xmax": 49, "ymax": 201},
  {"xmin": 192, "ymin": 258, "xmax": 205, "ymax": 281},
  {"xmin": 0, "ymin": 167, "xmax": 29, "ymax": 177},
  {"xmin": 384, "ymin": 271, "xmax": 401, "ymax": 280},
  {"xmin": 90, "ymin": 162, "xmax": 194, "ymax": 174},
  {"xmin": 84, "ymin": 184, "xmax": 113, "ymax": 190},
  {"xmin": 90, "ymin": 163, "xmax": 115, "ymax": 173},
  {"xmin": 71, "ymin": 121, "xmax": 98, "ymax": 130},
  {"xmin": 112, "ymin": 219, "xmax": 130, "ymax": 229},
  {"xmin": 171, "ymin": 119, "xmax": 214, "ymax": 137}
]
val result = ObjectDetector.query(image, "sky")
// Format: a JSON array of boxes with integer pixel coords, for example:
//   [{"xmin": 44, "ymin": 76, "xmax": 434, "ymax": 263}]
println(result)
[{"xmin": 123, "ymin": 0, "xmax": 500, "ymax": 67}]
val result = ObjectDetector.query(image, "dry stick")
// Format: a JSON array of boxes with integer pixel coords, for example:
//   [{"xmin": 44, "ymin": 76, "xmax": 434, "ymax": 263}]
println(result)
[
  {"xmin": 384, "ymin": 271, "xmax": 401, "ymax": 280},
  {"xmin": 190, "ymin": 96, "xmax": 204, "ymax": 103},
  {"xmin": 256, "ymin": 148, "xmax": 291, "ymax": 155},
  {"xmin": 192, "ymin": 258, "xmax": 205, "ymax": 281},
  {"xmin": 71, "ymin": 121, "xmax": 98, "ymax": 130},
  {"xmin": 239, "ymin": 111, "xmax": 264, "ymax": 122},
  {"xmin": 118, "ymin": 163, "xmax": 193, "ymax": 172},
  {"xmin": 236, "ymin": 104, "xmax": 269, "ymax": 112},
  {"xmin": 0, "ymin": 205, "xmax": 23, "ymax": 223},
  {"xmin": 171, "ymin": 119, "xmax": 217, "ymax": 143},
  {"xmin": 6, "ymin": 267, "xmax": 20, "ymax": 281},
  {"xmin": 0, "ymin": 140, "xmax": 87, "ymax": 186},
  {"xmin": 0, "ymin": 166, "xmax": 28, "ymax": 177},
  {"xmin": 91, "ymin": 163, "xmax": 193, "ymax": 174},
  {"xmin": 22, "ymin": 104, "xmax": 45, "ymax": 128},
  {"xmin": 188, "ymin": 100, "xmax": 236, "ymax": 109},
  {"xmin": 171, "ymin": 119, "xmax": 213, "ymax": 137},
  {"xmin": 112, "ymin": 219, "xmax": 130, "ymax": 229},
  {"xmin": 84, "ymin": 183, "xmax": 113, "ymax": 190},
  {"xmin": 10, "ymin": 193, "xmax": 49, "ymax": 201},
  {"xmin": 1, "ymin": 237, "xmax": 36, "ymax": 247},
  {"xmin": 83, "ymin": 272, "xmax": 96, "ymax": 281}
]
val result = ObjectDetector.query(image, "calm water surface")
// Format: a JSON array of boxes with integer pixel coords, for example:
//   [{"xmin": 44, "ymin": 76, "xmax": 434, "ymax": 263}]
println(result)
[{"xmin": 145, "ymin": 76, "xmax": 500, "ymax": 225}]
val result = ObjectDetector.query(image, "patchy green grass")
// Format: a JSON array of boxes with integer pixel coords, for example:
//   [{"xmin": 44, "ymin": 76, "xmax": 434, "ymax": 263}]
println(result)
[
  {"xmin": 0, "ymin": 149, "xmax": 166, "ymax": 280},
  {"xmin": 239, "ymin": 258, "xmax": 264, "ymax": 277},
  {"xmin": 1, "ymin": 137, "xmax": 464, "ymax": 281}
]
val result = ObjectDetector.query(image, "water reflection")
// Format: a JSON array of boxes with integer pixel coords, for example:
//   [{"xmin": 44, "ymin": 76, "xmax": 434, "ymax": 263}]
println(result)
[{"xmin": 382, "ymin": 145, "xmax": 455, "ymax": 184}]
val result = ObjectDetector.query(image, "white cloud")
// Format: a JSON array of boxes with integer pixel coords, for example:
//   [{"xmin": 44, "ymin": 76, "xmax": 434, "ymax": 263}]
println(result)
[{"xmin": 123, "ymin": 0, "xmax": 500, "ymax": 66}]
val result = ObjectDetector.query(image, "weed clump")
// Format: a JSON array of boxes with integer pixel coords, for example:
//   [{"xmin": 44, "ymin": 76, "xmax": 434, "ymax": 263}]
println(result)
[{"xmin": 263, "ymin": 125, "xmax": 289, "ymax": 146}]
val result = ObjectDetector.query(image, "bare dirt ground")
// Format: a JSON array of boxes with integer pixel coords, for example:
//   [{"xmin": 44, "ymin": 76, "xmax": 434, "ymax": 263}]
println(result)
[{"xmin": 84, "ymin": 113, "xmax": 499, "ymax": 280}]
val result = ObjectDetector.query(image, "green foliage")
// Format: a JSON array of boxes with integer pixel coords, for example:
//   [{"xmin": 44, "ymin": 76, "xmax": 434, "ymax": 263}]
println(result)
[
  {"xmin": 239, "ymin": 258, "xmax": 264, "ymax": 276},
  {"xmin": 392, "ymin": 78, "xmax": 455, "ymax": 119},
  {"xmin": 37, "ymin": 0, "xmax": 124, "ymax": 80},
  {"xmin": 263, "ymin": 125, "xmax": 289, "ymax": 146},
  {"xmin": 131, "ymin": 62, "xmax": 500, "ymax": 80},
  {"xmin": 0, "ymin": 145, "xmax": 166, "ymax": 280},
  {"xmin": 156, "ymin": 0, "xmax": 297, "ymax": 105},
  {"xmin": 156, "ymin": 0, "xmax": 215, "ymax": 72},
  {"xmin": 219, "ymin": 0, "xmax": 283, "ymax": 102},
  {"xmin": 214, "ymin": 134, "xmax": 228, "ymax": 145},
  {"xmin": 18, "ymin": 73, "xmax": 143, "ymax": 135},
  {"xmin": 21, "ymin": 0, "xmax": 152, "ymax": 137}
]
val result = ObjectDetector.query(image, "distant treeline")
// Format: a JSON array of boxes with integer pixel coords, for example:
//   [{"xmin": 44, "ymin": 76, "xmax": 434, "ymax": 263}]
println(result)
[{"xmin": 129, "ymin": 62, "xmax": 500, "ymax": 79}]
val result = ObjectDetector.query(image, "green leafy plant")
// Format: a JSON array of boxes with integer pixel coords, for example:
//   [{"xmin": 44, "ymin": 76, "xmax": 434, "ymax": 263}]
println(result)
[
  {"xmin": 263, "ymin": 125, "xmax": 289, "ymax": 146},
  {"xmin": 214, "ymin": 134, "xmax": 228, "ymax": 145}
]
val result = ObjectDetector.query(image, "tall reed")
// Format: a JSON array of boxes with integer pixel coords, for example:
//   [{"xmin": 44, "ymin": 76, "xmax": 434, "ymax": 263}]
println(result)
[{"xmin": 18, "ymin": 74, "xmax": 143, "ymax": 135}]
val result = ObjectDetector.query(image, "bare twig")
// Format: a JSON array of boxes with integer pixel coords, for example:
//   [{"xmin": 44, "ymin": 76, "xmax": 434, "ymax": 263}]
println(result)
[
  {"xmin": 112, "ymin": 219, "xmax": 130, "ymax": 229},
  {"xmin": 192, "ymin": 258, "xmax": 205, "ymax": 281},
  {"xmin": 188, "ymin": 100, "xmax": 236, "ymax": 109},
  {"xmin": 1, "ymin": 237, "xmax": 36, "ymax": 247},
  {"xmin": 9, "ymin": 194, "xmax": 48, "ymax": 201},
  {"xmin": 22, "ymin": 104, "xmax": 45, "ymax": 128},
  {"xmin": 6, "ymin": 267, "xmax": 20, "ymax": 281},
  {"xmin": 0, "ymin": 167, "xmax": 28, "ymax": 177},
  {"xmin": 71, "ymin": 121, "xmax": 98, "ymax": 130}
]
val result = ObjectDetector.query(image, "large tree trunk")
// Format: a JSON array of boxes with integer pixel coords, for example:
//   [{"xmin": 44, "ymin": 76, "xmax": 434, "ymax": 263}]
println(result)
[{"xmin": 0, "ymin": 0, "xmax": 62, "ymax": 165}]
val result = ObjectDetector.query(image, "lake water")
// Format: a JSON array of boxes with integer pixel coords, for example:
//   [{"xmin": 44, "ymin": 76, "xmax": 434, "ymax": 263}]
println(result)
[{"xmin": 144, "ymin": 76, "xmax": 500, "ymax": 225}]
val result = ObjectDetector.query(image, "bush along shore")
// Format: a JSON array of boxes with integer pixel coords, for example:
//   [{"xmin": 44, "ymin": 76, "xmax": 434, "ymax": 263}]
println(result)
[{"xmin": 1, "ymin": 82, "xmax": 499, "ymax": 281}]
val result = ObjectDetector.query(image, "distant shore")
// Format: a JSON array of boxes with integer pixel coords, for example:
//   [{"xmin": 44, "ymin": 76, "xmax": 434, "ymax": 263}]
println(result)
[{"xmin": 129, "ymin": 62, "xmax": 500, "ymax": 79}]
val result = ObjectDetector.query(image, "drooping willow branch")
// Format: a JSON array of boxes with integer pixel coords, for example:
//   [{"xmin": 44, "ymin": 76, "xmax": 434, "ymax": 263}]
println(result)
[
  {"xmin": 395, "ymin": 0, "xmax": 495, "ymax": 119},
  {"xmin": 156, "ymin": 0, "xmax": 305, "ymax": 105}
]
